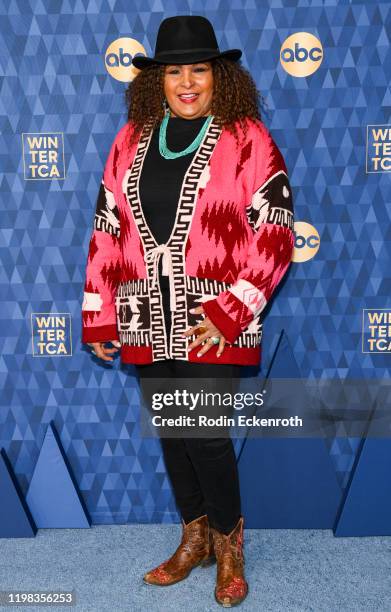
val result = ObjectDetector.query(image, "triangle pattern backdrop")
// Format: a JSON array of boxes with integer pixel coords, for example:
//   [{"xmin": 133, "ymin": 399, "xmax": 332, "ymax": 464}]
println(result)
[
  {"xmin": 26, "ymin": 421, "xmax": 91, "ymax": 529},
  {"xmin": 1, "ymin": 1, "xmax": 390, "ymax": 523},
  {"xmin": 334, "ymin": 401, "xmax": 391, "ymax": 537},
  {"xmin": 0, "ymin": 450, "xmax": 36, "ymax": 538}
]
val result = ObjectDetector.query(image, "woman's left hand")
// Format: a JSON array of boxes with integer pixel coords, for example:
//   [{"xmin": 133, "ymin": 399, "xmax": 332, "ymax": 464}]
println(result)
[{"xmin": 182, "ymin": 305, "xmax": 226, "ymax": 357}]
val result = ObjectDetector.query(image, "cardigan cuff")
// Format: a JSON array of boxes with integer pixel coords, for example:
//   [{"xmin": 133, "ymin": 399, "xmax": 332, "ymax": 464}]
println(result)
[
  {"xmin": 202, "ymin": 298, "xmax": 243, "ymax": 345},
  {"xmin": 82, "ymin": 324, "xmax": 119, "ymax": 344}
]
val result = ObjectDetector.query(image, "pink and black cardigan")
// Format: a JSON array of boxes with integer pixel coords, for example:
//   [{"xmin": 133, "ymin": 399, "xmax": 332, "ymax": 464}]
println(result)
[{"xmin": 81, "ymin": 117, "xmax": 294, "ymax": 365}]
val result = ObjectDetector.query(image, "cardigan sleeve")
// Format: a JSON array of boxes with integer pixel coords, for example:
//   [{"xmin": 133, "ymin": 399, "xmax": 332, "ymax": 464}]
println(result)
[
  {"xmin": 202, "ymin": 123, "xmax": 295, "ymax": 345},
  {"xmin": 81, "ymin": 130, "xmax": 123, "ymax": 344}
]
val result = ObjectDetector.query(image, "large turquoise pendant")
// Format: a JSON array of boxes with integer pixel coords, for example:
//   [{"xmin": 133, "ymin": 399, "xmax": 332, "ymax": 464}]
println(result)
[{"xmin": 158, "ymin": 112, "xmax": 214, "ymax": 159}]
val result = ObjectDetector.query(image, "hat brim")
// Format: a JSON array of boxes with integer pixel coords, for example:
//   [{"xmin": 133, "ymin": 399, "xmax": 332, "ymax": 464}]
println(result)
[{"xmin": 132, "ymin": 48, "xmax": 242, "ymax": 70}]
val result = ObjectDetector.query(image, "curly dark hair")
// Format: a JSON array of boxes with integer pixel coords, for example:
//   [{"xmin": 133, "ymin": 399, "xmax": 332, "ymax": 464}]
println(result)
[{"xmin": 124, "ymin": 58, "xmax": 268, "ymax": 150}]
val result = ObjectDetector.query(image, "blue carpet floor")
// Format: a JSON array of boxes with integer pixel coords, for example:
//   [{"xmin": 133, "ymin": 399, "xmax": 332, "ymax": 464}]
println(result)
[{"xmin": 0, "ymin": 524, "xmax": 389, "ymax": 611}]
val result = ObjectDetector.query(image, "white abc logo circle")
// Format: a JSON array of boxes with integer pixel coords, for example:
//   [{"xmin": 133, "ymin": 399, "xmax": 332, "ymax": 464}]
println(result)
[
  {"xmin": 280, "ymin": 32, "xmax": 323, "ymax": 77},
  {"xmin": 105, "ymin": 37, "xmax": 147, "ymax": 82}
]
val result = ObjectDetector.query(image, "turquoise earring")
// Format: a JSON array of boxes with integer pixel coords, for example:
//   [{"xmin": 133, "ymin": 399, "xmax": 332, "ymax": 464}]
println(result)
[{"xmin": 163, "ymin": 98, "xmax": 170, "ymax": 116}]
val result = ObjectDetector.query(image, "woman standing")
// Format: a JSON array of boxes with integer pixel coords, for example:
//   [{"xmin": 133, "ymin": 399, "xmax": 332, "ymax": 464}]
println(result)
[{"xmin": 82, "ymin": 15, "xmax": 294, "ymax": 607}]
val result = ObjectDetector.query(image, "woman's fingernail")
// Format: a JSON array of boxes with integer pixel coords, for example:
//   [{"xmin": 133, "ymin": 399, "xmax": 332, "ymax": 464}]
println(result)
[
  {"xmin": 197, "ymin": 352, "xmax": 202, "ymax": 357},
  {"xmin": 217, "ymin": 353, "xmax": 221, "ymax": 357},
  {"xmin": 189, "ymin": 308, "xmax": 195, "ymax": 313},
  {"xmin": 112, "ymin": 340, "xmax": 121, "ymax": 347}
]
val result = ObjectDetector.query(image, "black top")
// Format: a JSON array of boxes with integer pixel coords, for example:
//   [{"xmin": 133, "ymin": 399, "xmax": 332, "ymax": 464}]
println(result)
[{"xmin": 139, "ymin": 115, "xmax": 209, "ymax": 338}]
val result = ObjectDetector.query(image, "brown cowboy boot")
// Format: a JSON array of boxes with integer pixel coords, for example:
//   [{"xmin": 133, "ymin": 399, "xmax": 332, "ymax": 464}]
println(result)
[
  {"xmin": 211, "ymin": 516, "xmax": 248, "ymax": 607},
  {"xmin": 143, "ymin": 514, "xmax": 215, "ymax": 586}
]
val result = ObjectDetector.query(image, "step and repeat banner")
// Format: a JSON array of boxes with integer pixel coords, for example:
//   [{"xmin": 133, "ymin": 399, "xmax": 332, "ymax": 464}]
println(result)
[{"xmin": 1, "ymin": 2, "xmax": 390, "ymax": 535}]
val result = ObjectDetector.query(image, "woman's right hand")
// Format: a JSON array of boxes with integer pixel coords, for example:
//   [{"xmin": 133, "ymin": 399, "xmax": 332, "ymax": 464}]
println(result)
[{"xmin": 87, "ymin": 340, "xmax": 121, "ymax": 362}]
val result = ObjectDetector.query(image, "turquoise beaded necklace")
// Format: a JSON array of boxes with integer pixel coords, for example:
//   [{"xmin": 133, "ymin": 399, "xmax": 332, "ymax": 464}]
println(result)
[{"xmin": 158, "ymin": 111, "xmax": 214, "ymax": 159}]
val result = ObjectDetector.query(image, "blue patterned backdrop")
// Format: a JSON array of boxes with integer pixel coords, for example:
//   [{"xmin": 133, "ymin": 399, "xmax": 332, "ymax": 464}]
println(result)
[{"xmin": 1, "ymin": 0, "xmax": 390, "ymax": 525}]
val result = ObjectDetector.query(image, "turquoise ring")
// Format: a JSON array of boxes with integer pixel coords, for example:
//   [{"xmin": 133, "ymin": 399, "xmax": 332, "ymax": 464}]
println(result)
[{"xmin": 210, "ymin": 336, "xmax": 220, "ymax": 345}]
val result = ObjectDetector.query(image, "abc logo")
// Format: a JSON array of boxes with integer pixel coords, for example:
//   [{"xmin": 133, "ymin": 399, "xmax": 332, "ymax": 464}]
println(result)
[
  {"xmin": 105, "ymin": 37, "xmax": 147, "ymax": 82},
  {"xmin": 292, "ymin": 222, "xmax": 320, "ymax": 263},
  {"xmin": 280, "ymin": 32, "xmax": 323, "ymax": 77}
]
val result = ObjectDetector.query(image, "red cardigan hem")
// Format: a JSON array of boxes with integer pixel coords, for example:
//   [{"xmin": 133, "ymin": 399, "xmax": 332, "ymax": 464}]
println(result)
[
  {"xmin": 120, "ymin": 344, "xmax": 260, "ymax": 366},
  {"xmin": 82, "ymin": 324, "xmax": 119, "ymax": 344}
]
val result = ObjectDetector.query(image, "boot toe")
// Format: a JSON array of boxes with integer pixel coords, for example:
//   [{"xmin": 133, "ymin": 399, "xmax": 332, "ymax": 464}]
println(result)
[
  {"xmin": 215, "ymin": 577, "xmax": 248, "ymax": 606},
  {"xmin": 143, "ymin": 563, "xmax": 172, "ymax": 585}
]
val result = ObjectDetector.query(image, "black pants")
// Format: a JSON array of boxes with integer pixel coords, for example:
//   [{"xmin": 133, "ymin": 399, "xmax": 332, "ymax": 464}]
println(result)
[{"xmin": 135, "ymin": 359, "xmax": 244, "ymax": 535}]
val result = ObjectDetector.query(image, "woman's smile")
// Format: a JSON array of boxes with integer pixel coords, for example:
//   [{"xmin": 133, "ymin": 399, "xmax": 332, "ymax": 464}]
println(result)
[{"xmin": 177, "ymin": 93, "xmax": 200, "ymax": 104}]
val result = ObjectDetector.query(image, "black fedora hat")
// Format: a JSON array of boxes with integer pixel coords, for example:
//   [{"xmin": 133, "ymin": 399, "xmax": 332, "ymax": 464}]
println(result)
[{"xmin": 132, "ymin": 15, "xmax": 242, "ymax": 70}]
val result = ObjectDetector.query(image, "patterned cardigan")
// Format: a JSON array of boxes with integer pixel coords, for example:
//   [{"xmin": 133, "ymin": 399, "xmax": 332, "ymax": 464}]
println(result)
[{"xmin": 81, "ymin": 116, "xmax": 294, "ymax": 365}]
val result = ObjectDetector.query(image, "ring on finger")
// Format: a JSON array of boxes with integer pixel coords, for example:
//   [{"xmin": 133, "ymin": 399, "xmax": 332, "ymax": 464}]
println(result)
[{"xmin": 208, "ymin": 336, "xmax": 220, "ymax": 345}]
